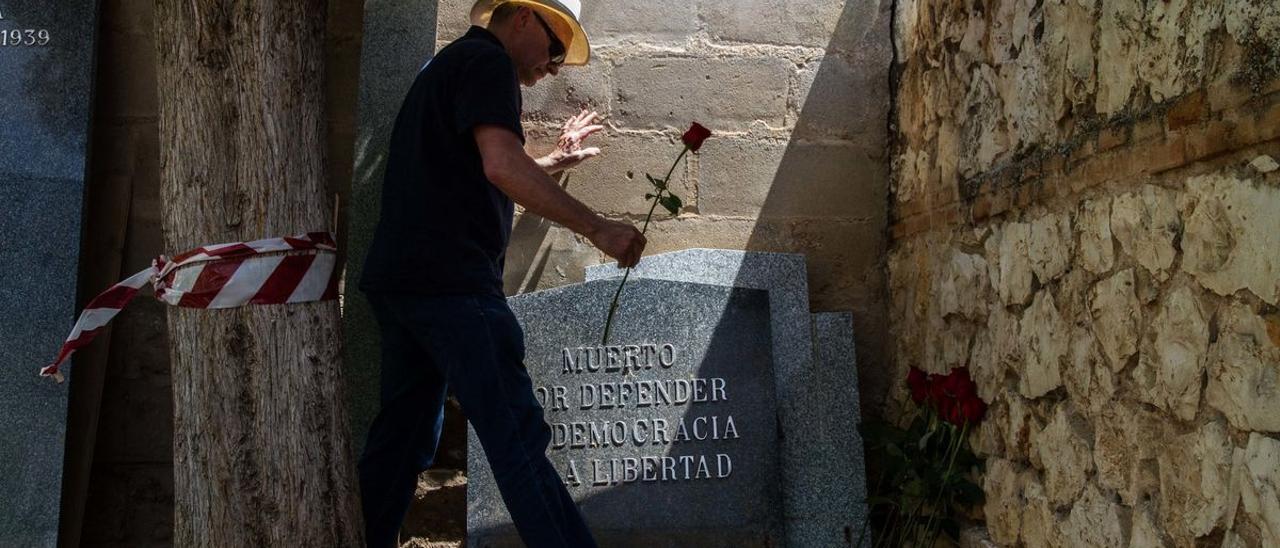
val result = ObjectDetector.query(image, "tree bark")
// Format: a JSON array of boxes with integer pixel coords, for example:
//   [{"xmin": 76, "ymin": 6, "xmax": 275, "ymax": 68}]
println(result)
[{"xmin": 155, "ymin": 2, "xmax": 363, "ymax": 545}]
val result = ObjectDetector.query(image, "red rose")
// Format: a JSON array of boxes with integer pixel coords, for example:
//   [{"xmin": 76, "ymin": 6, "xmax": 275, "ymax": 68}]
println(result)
[
  {"xmin": 943, "ymin": 368, "xmax": 977, "ymax": 399},
  {"xmin": 907, "ymin": 367, "xmax": 928, "ymax": 404},
  {"xmin": 942, "ymin": 398, "xmax": 965, "ymax": 426},
  {"xmin": 927, "ymin": 374, "xmax": 948, "ymax": 405},
  {"xmin": 682, "ymin": 122, "xmax": 712, "ymax": 152},
  {"xmin": 935, "ymin": 395, "xmax": 952, "ymax": 418},
  {"xmin": 960, "ymin": 397, "xmax": 988, "ymax": 425}
]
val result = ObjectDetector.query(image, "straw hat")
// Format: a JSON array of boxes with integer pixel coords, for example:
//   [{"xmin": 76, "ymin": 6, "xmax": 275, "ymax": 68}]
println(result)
[{"xmin": 470, "ymin": 0, "xmax": 590, "ymax": 66}]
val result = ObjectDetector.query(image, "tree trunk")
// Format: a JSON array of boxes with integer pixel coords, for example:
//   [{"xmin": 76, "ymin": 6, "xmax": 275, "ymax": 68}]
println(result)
[{"xmin": 154, "ymin": 2, "xmax": 363, "ymax": 545}]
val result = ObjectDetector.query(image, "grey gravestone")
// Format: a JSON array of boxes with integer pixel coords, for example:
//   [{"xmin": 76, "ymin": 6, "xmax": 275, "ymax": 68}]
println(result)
[
  {"xmin": 468, "ymin": 278, "xmax": 783, "ymax": 547},
  {"xmin": 588, "ymin": 249, "xmax": 867, "ymax": 547},
  {"xmin": 345, "ymin": 0, "xmax": 438, "ymax": 454},
  {"xmin": 0, "ymin": 1, "xmax": 100, "ymax": 545},
  {"xmin": 804, "ymin": 312, "xmax": 868, "ymax": 543}
]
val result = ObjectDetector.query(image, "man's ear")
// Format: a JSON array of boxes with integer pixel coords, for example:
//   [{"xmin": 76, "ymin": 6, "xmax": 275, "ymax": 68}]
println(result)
[{"xmin": 517, "ymin": 6, "xmax": 533, "ymax": 30}]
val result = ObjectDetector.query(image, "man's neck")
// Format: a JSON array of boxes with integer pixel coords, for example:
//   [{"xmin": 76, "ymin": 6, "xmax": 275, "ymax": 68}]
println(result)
[{"xmin": 485, "ymin": 23, "xmax": 517, "ymax": 55}]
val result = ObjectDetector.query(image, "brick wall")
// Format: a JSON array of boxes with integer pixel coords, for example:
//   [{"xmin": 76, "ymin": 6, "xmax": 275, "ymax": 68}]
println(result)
[
  {"xmin": 888, "ymin": 1, "xmax": 1280, "ymax": 545},
  {"xmin": 435, "ymin": 0, "xmax": 896, "ymax": 404}
]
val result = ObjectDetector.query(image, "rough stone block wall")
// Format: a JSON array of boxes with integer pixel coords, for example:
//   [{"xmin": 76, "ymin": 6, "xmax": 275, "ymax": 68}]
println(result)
[
  {"xmin": 436, "ymin": 0, "xmax": 895, "ymax": 402},
  {"xmin": 888, "ymin": 1, "xmax": 1280, "ymax": 546}
]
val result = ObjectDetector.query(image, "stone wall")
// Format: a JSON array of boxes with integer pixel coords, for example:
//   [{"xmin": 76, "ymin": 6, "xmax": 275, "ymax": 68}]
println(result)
[
  {"xmin": 888, "ymin": 1, "xmax": 1280, "ymax": 546},
  {"xmin": 433, "ymin": 0, "xmax": 895, "ymax": 400}
]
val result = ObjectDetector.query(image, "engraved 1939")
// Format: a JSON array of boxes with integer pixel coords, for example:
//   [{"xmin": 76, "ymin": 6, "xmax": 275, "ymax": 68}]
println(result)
[{"xmin": 2, "ymin": 29, "xmax": 51, "ymax": 47}]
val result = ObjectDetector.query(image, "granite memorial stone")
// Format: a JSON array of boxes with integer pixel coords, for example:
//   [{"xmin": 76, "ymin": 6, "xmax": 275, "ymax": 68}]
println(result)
[
  {"xmin": 0, "ymin": 1, "xmax": 100, "ymax": 545},
  {"xmin": 467, "ymin": 278, "xmax": 784, "ymax": 547},
  {"xmin": 588, "ymin": 249, "xmax": 868, "ymax": 547}
]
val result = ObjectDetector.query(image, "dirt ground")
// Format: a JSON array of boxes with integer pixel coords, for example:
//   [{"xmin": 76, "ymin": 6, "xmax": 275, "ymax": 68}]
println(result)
[{"xmin": 400, "ymin": 468, "xmax": 467, "ymax": 548}]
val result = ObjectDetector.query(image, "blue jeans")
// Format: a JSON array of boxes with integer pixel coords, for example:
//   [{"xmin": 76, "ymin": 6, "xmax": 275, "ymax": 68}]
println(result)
[{"xmin": 358, "ymin": 292, "xmax": 597, "ymax": 548}]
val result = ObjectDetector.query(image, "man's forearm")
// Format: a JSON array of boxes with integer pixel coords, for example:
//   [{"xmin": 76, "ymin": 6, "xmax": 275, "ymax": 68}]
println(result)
[
  {"xmin": 489, "ymin": 149, "xmax": 601, "ymax": 237},
  {"xmin": 477, "ymin": 125, "xmax": 645, "ymax": 266}
]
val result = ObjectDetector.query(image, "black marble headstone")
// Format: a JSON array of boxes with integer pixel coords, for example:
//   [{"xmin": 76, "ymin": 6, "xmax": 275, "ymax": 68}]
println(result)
[
  {"xmin": 0, "ymin": 1, "xmax": 100, "ymax": 545},
  {"xmin": 467, "ymin": 278, "xmax": 783, "ymax": 547}
]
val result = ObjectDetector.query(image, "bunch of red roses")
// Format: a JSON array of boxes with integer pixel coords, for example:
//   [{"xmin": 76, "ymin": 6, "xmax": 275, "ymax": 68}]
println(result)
[
  {"xmin": 858, "ymin": 367, "xmax": 988, "ymax": 546},
  {"xmin": 907, "ymin": 367, "xmax": 987, "ymax": 426}
]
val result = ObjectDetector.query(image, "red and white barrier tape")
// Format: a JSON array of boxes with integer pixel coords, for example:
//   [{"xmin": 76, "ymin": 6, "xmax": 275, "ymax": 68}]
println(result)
[{"xmin": 41, "ymin": 232, "xmax": 339, "ymax": 382}]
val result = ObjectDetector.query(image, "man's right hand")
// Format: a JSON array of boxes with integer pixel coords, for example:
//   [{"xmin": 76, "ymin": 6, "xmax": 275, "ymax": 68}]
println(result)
[{"xmin": 587, "ymin": 219, "xmax": 646, "ymax": 268}]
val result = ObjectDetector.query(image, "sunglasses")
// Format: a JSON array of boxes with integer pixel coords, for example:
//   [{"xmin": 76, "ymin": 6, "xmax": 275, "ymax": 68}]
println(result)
[{"xmin": 532, "ymin": 11, "xmax": 566, "ymax": 65}]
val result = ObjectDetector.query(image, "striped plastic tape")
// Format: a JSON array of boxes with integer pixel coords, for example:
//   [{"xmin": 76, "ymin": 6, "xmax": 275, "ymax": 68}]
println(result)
[{"xmin": 40, "ymin": 232, "xmax": 339, "ymax": 382}]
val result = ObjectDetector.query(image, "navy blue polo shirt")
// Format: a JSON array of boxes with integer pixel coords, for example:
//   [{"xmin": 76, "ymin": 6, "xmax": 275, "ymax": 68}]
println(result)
[{"xmin": 360, "ymin": 26, "xmax": 524, "ymax": 297}]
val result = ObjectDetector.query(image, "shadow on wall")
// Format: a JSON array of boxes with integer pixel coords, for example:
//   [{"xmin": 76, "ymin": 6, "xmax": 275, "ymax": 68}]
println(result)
[
  {"xmin": 735, "ymin": 0, "xmax": 892, "ymax": 412},
  {"xmin": 498, "ymin": 0, "xmax": 893, "ymax": 412},
  {"xmin": 477, "ymin": 4, "xmax": 894, "ymax": 541},
  {"xmin": 503, "ymin": 173, "xmax": 575, "ymax": 296}
]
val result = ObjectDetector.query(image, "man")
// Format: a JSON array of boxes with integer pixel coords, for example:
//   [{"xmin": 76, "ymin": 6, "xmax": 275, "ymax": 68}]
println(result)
[{"xmin": 357, "ymin": 1, "xmax": 639, "ymax": 546}]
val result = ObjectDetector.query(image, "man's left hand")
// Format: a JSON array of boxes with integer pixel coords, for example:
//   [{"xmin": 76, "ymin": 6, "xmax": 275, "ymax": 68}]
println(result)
[{"xmin": 538, "ymin": 109, "xmax": 604, "ymax": 174}]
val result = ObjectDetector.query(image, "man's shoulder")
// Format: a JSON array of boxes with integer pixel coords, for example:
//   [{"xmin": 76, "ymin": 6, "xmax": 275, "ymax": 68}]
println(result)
[{"xmin": 435, "ymin": 31, "xmax": 510, "ymax": 68}]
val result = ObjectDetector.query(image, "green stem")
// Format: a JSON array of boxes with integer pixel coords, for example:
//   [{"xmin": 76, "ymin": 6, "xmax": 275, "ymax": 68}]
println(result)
[
  {"xmin": 897, "ymin": 494, "xmax": 927, "ymax": 547},
  {"xmin": 873, "ymin": 504, "xmax": 899, "ymax": 548},
  {"xmin": 854, "ymin": 516, "xmax": 871, "ymax": 548},
  {"xmin": 601, "ymin": 267, "xmax": 631, "ymax": 344},
  {"xmin": 918, "ymin": 427, "xmax": 954, "ymax": 545},
  {"xmin": 947, "ymin": 422, "xmax": 968, "ymax": 474},
  {"xmin": 922, "ymin": 421, "xmax": 969, "ymax": 545},
  {"xmin": 643, "ymin": 147, "xmax": 688, "ymax": 232},
  {"xmin": 601, "ymin": 145, "xmax": 690, "ymax": 345},
  {"xmin": 856, "ymin": 467, "xmax": 891, "ymax": 548}
]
